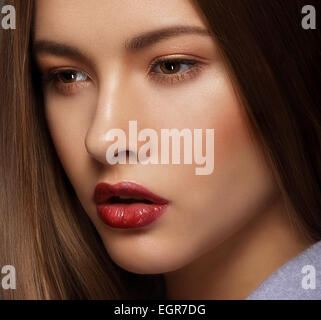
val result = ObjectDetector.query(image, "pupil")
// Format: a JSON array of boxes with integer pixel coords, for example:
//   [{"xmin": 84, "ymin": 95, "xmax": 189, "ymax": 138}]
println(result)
[
  {"xmin": 165, "ymin": 62, "xmax": 177, "ymax": 71},
  {"xmin": 165, "ymin": 62, "xmax": 176, "ymax": 71},
  {"xmin": 64, "ymin": 71, "xmax": 76, "ymax": 81},
  {"xmin": 161, "ymin": 61, "xmax": 179, "ymax": 74}
]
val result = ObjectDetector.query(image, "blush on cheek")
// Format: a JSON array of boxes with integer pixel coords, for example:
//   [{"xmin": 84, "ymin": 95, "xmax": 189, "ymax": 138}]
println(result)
[{"xmin": 202, "ymin": 76, "xmax": 253, "ymax": 164}]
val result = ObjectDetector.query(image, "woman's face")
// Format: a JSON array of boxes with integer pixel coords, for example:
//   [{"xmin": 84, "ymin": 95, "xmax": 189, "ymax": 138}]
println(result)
[{"xmin": 33, "ymin": 0, "xmax": 277, "ymax": 274}]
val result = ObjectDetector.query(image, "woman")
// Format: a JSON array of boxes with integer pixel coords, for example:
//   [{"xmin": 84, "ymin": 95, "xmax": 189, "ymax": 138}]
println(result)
[{"xmin": 0, "ymin": 0, "xmax": 320, "ymax": 299}]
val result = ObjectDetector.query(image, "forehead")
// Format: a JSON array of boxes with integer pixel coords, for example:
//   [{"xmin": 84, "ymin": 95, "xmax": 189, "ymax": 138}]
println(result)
[{"xmin": 33, "ymin": 0, "xmax": 206, "ymax": 48}]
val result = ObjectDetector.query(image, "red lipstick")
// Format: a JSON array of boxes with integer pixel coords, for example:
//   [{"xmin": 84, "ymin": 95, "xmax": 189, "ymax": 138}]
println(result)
[{"xmin": 93, "ymin": 181, "xmax": 169, "ymax": 228}]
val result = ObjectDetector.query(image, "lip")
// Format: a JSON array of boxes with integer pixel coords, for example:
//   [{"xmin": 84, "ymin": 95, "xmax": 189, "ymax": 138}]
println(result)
[{"xmin": 93, "ymin": 181, "xmax": 169, "ymax": 228}]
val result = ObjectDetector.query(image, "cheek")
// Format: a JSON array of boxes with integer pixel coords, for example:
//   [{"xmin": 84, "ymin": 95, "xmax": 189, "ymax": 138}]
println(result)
[
  {"xmin": 43, "ymin": 90, "xmax": 97, "ymax": 196},
  {"xmin": 169, "ymin": 70, "xmax": 277, "ymax": 255}
]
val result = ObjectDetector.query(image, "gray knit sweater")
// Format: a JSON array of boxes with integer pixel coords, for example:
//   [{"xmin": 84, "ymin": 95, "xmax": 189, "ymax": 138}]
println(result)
[{"xmin": 246, "ymin": 240, "xmax": 321, "ymax": 300}]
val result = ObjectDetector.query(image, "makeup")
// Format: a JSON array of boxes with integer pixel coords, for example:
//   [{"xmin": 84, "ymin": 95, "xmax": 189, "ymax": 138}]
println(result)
[{"xmin": 93, "ymin": 181, "xmax": 169, "ymax": 228}]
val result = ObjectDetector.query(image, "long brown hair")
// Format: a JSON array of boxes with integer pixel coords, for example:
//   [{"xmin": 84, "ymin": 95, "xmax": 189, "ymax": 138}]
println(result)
[
  {"xmin": 0, "ymin": 0, "xmax": 320, "ymax": 299},
  {"xmin": 195, "ymin": 0, "xmax": 321, "ymax": 240},
  {"xmin": 0, "ymin": 0, "xmax": 163, "ymax": 299}
]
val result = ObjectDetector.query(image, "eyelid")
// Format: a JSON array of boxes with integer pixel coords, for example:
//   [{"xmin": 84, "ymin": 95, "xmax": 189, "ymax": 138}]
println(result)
[
  {"xmin": 147, "ymin": 54, "xmax": 206, "ymax": 72},
  {"xmin": 41, "ymin": 68, "xmax": 92, "ymax": 96},
  {"xmin": 150, "ymin": 58, "xmax": 196, "ymax": 72},
  {"xmin": 41, "ymin": 68, "xmax": 91, "ymax": 82},
  {"xmin": 147, "ymin": 55, "xmax": 206, "ymax": 85}
]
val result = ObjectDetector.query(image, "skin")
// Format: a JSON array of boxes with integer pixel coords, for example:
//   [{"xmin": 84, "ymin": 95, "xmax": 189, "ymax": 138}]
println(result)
[{"xmin": 33, "ymin": 0, "xmax": 313, "ymax": 299}]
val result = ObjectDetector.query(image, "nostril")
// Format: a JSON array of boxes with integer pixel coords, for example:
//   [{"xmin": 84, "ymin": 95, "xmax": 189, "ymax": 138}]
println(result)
[
  {"xmin": 113, "ymin": 149, "xmax": 130, "ymax": 157},
  {"xmin": 113, "ymin": 149, "xmax": 119, "ymax": 157},
  {"xmin": 113, "ymin": 149, "xmax": 138, "ymax": 163}
]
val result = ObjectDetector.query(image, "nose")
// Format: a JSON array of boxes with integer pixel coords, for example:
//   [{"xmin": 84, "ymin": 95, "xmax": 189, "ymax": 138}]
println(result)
[{"xmin": 85, "ymin": 72, "xmax": 141, "ymax": 166}]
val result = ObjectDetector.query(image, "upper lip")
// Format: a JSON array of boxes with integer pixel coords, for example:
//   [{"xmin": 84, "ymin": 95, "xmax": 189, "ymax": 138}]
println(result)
[{"xmin": 93, "ymin": 181, "xmax": 169, "ymax": 205}]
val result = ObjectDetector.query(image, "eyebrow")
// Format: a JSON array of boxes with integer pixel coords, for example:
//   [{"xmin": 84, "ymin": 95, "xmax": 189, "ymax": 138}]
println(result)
[
  {"xmin": 32, "ymin": 25, "xmax": 210, "ymax": 59},
  {"xmin": 125, "ymin": 25, "xmax": 210, "ymax": 50},
  {"xmin": 32, "ymin": 40, "xmax": 88, "ymax": 61}
]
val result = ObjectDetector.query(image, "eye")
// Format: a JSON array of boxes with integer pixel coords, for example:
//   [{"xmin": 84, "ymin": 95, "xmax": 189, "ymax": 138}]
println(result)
[
  {"xmin": 42, "ymin": 69, "xmax": 91, "ymax": 95},
  {"xmin": 148, "ymin": 58, "xmax": 203, "ymax": 85},
  {"xmin": 55, "ymin": 70, "xmax": 88, "ymax": 83},
  {"xmin": 152, "ymin": 59, "xmax": 197, "ymax": 75}
]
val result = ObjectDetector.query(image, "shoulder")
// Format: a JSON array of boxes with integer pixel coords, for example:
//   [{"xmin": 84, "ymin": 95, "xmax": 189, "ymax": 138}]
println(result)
[{"xmin": 246, "ymin": 240, "xmax": 321, "ymax": 300}]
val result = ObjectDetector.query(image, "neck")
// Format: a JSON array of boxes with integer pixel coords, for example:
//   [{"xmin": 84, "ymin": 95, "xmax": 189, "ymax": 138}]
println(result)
[{"xmin": 164, "ymin": 198, "xmax": 314, "ymax": 300}]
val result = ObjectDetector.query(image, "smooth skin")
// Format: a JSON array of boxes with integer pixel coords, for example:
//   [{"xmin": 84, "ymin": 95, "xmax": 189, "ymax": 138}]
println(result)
[{"xmin": 33, "ymin": 0, "xmax": 312, "ymax": 299}]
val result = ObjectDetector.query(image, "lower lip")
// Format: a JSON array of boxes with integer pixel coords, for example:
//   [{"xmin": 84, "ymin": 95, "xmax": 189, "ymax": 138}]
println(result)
[{"xmin": 96, "ymin": 203, "xmax": 168, "ymax": 228}]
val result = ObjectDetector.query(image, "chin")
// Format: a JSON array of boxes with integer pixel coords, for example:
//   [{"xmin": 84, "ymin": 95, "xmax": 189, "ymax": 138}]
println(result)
[{"xmin": 101, "ymin": 237, "xmax": 193, "ymax": 275}]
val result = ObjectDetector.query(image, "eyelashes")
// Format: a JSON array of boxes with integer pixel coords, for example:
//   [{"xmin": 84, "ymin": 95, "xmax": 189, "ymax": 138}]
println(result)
[
  {"xmin": 148, "ymin": 58, "xmax": 203, "ymax": 85},
  {"xmin": 41, "ymin": 57, "xmax": 204, "ymax": 95},
  {"xmin": 41, "ymin": 69, "xmax": 90, "ymax": 96}
]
